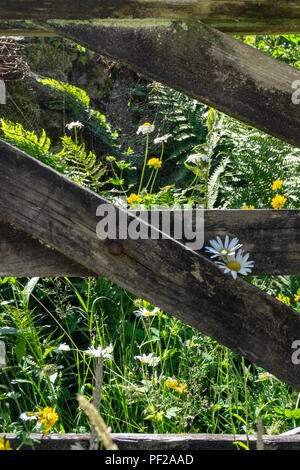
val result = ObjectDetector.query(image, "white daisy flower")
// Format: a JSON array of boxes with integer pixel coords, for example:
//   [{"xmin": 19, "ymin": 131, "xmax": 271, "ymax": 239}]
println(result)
[
  {"xmin": 103, "ymin": 344, "xmax": 114, "ymax": 359},
  {"xmin": 134, "ymin": 307, "xmax": 160, "ymax": 317},
  {"xmin": 136, "ymin": 122, "xmax": 155, "ymax": 135},
  {"xmin": 55, "ymin": 343, "xmax": 71, "ymax": 353},
  {"xmin": 65, "ymin": 121, "xmax": 84, "ymax": 130},
  {"xmin": 85, "ymin": 344, "xmax": 113, "ymax": 360},
  {"xmin": 214, "ymin": 249, "xmax": 255, "ymax": 279},
  {"xmin": 134, "ymin": 352, "xmax": 160, "ymax": 366},
  {"xmin": 185, "ymin": 153, "xmax": 208, "ymax": 164},
  {"xmin": 154, "ymin": 134, "xmax": 171, "ymax": 144},
  {"xmin": 205, "ymin": 235, "xmax": 243, "ymax": 259},
  {"xmin": 19, "ymin": 411, "xmax": 38, "ymax": 422},
  {"xmin": 185, "ymin": 339, "xmax": 199, "ymax": 348}
]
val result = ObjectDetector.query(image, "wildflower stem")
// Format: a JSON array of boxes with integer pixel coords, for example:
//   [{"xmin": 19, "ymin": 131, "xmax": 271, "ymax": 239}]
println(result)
[
  {"xmin": 138, "ymin": 133, "xmax": 149, "ymax": 196},
  {"xmin": 150, "ymin": 141, "xmax": 164, "ymax": 195},
  {"xmin": 89, "ymin": 355, "xmax": 104, "ymax": 450}
]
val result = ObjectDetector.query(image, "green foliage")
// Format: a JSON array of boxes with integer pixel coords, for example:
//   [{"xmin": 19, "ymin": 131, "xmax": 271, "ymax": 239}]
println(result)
[
  {"xmin": 38, "ymin": 78, "xmax": 119, "ymax": 151},
  {"xmin": 0, "ymin": 119, "xmax": 55, "ymax": 166},
  {"xmin": 149, "ymin": 83, "xmax": 207, "ymax": 164},
  {"xmin": 38, "ymin": 78, "xmax": 91, "ymax": 107},
  {"xmin": 55, "ymin": 136, "xmax": 106, "ymax": 192},
  {"xmin": 213, "ymin": 123, "xmax": 300, "ymax": 209},
  {"xmin": 237, "ymin": 34, "xmax": 300, "ymax": 68}
]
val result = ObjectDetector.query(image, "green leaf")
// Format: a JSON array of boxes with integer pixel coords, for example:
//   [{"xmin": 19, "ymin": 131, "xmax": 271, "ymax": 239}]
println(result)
[{"xmin": 15, "ymin": 338, "xmax": 26, "ymax": 363}]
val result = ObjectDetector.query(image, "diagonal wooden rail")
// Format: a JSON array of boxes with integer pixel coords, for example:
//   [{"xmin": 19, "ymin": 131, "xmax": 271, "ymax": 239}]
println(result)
[
  {"xmin": 30, "ymin": 18, "xmax": 300, "ymax": 149},
  {"xmin": 0, "ymin": 139, "xmax": 300, "ymax": 389},
  {"xmin": 1, "ymin": 209, "xmax": 300, "ymax": 276},
  {"xmin": 1, "ymin": 0, "xmax": 300, "ymax": 33}
]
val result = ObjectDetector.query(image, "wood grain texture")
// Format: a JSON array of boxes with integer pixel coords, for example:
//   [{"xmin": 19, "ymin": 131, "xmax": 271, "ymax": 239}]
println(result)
[
  {"xmin": 0, "ymin": 210, "xmax": 299, "ymax": 276},
  {"xmin": 0, "ymin": 219, "xmax": 94, "ymax": 277},
  {"xmin": 0, "ymin": 140, "xmax": 300, "ymax": 389},
  {"xmin": 2, "ymin": 432, "xmax": 300, "ymax": 450},
  {"xmin": 41, "ymin": 19, "xmax": 300, "ymax": 149},
  {"xmin": 1, "ymin": 1, "xmax": 300, "ymax": 33}
]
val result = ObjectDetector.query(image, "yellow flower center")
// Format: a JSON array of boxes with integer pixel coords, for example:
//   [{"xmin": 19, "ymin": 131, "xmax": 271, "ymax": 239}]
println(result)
[
  {"xmin": 219, "ymin": 248, "xmax": 229, "ymax": 255},
  {"xmin": 145, "ymin": 311, "xmax": 152, "ymax": 316},
  {"xmin": 226, "ymin": 261, "xmax": 241, "ymax": 272}
]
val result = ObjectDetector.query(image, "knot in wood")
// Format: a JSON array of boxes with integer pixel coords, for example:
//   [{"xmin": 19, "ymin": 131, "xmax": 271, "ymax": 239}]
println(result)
[{"xmin": 108, "ymin": 241, "xmax": 123, "ymax": 256}]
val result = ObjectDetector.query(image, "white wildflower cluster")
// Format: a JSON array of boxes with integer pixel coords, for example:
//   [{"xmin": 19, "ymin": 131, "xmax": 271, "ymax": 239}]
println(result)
[
  {"xmin": 204, "ymin": 235, "xmax": 254, "ymax": 280},
  {"xmin": 84, "ymin": 344, "xmax": 113, "ymax": 360},
  {"xmin": 134, "ymin": 352, "xmax": 160, "ymax": 366},
  {"xmin": 185, "ymin": 153, "xmax": 208, "ymax": 165},
  {"xmin": 65, "ymin": 121, "xmax": 84, "ymax": 130},
  {"xmin": 136, "ymin": 123, "xmax": 171, "ymax": 145},
  {"xmin": 136, "ymin": 123, "xmax": 155, "ymax": 135},
  {"xmin": 19, "ymin": 411, "xmax": 38, "ymax": 422},
  {"xmin": 154, "ymin": 134, "xmax": 171, "ymax": 144}
]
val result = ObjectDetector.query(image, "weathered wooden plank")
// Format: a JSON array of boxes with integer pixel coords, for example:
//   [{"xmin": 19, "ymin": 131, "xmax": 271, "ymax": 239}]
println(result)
[
  {"xmin": 0, "ymin": 219, "xmax": 94, "ymax": 277},
  {"xmin": 1, "ymin": 1, "xmax": 300, "ymax": 34},
  {"xmin": 0, "ymin": 210, "xmax": 299, "ymax": 276},
  {"xmin": 0, "ymin": 140, "xmax": 300, "ymax": 389},
  {"xmin": 38, "ymin": 19, "xmax": 300, "ymax": 149},
  {"xmin": 2, "ymin": 432, "xmax": 300, "ymax": 450},
  {"xmin": 203, "ymin": 209, "xmax": 300, "ymax": 276}
]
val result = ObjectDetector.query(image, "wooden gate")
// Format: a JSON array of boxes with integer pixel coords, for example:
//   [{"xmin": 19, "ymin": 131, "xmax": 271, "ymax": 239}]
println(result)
[{"xmin": 0, "ymin": 0, "xmax": 300, "ymax": 450}]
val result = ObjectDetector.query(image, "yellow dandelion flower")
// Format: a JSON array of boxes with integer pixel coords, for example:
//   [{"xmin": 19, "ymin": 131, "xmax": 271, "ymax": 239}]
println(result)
[
  {"xmin": 127, "ymin": 193, "xmax": 142, "ymax": 206},
  {"xmin": 272, "ymin": 180, "xmax": 283, "ymax": 191},
  {"xmin": 147, "ymin": 158, "xmax": 162, "ymax": 170},
  {"xmin": 37, "ymin": 407, "xmax": 59, "ymax": 435},
  {"xmin": 0, "ymin": 437, "xmax": 12, "ymax": 450},
  {"xmin": 276, "ymin": 294, "xmax": 290, "ymax": 305},
  {"xmin": 165, "ymin": 378, "xmax": 179, "ymax": 389},
  {"xmin": 271, "ymin": 195, "xmax": 287, "ymax": 210},
  {"xmin": 295, "ymin": 294, "xmax": 300, "ymax": 302},
  {"xmin": 242, "ymin": 205, "xmax": 254, "ymax": 210},
  {"xmin": 174, "ymin": 383, "xmax": 188, "ymax": 394}
]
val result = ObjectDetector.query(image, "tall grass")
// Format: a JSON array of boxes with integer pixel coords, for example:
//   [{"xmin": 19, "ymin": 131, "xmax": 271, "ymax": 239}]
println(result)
[{"xmin": 0, "ymin": 275, "xmax": 299, "ymax": 437}]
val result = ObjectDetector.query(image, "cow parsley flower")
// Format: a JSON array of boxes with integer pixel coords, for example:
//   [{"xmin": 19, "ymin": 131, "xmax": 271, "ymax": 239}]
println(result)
[
  {"xmin": 65, "ymin": 121, "xmax": 84, "ymax": 130},
  {"xmin": 136, "ymin": 122, "xmax": 155, "ymax": 135},
  {"xmin": 185, "ymin": 153, "xmax": 208, "ymax": 165},
  {"xmin": 154, "ymin": 134, "xmax": 171, "ymax": 144},
  {"xmin": 134, "ymin": 352, "xmax": 160, "ymax": 366},
  {"xmin": 85, "ymin": 344, "xmax": 113, "ymax": 360}
]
